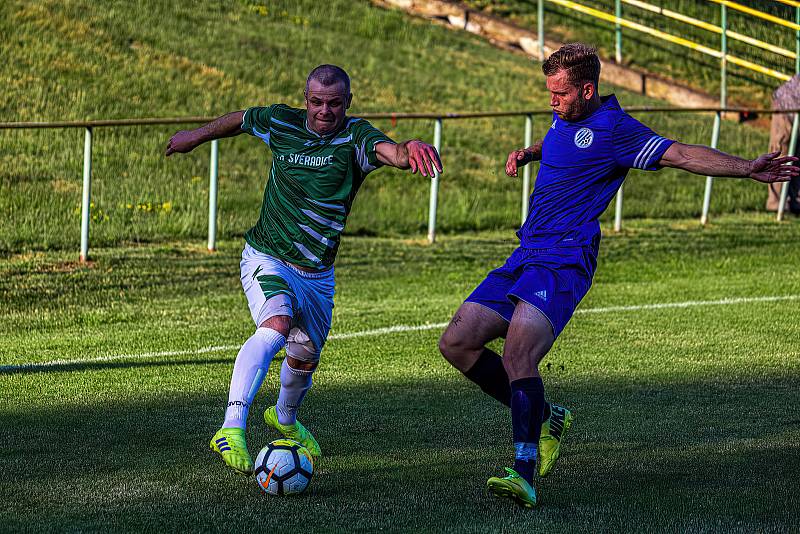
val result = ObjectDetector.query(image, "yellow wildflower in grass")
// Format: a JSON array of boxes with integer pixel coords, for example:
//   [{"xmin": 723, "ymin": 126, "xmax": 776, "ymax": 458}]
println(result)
[
  {"xmin": 75, "ymin": 202, "xmax": 109, "ymax": 223},
  {"xmin": 121, "ymin": 201, "xmax": 173, "ymax": 214},
  {"xmin": 250, "ymin": 4, "xmax": 268, "ymax": 16}
]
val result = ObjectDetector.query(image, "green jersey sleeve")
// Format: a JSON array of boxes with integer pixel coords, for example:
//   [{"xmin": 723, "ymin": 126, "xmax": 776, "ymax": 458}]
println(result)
[
  {"xmin": 241, "ymin": 106, "xmax": 275, "ymax": 138},
  {"xmin": 351, "ymin": 119, "xmax": 395, "ymax": 173}
]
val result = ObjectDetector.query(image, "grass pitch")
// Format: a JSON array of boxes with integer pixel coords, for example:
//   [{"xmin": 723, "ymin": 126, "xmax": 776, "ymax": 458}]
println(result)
[{"xmin": 2, "ymin": 216, "xmax": 799, "ymax": 531}]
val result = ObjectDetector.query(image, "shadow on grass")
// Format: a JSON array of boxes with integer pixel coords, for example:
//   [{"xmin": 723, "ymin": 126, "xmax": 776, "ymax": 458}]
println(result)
[
  {"xmin": 1, "ymin": 373, "xmax": 798, "ymax": 531},
  {"xmin": 0, "ymin": 356, "xmax": 237, "ymax": 375}
]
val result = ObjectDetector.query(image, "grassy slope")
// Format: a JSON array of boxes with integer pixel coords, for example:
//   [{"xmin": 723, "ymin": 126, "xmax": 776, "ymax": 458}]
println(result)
[
  {"xmin": 0, "ymin": 0, "xmax": 777, "ymax": 254},
  {"xmin": 1, "ymin": 217, "xmax": 799, "ymax": 530}
]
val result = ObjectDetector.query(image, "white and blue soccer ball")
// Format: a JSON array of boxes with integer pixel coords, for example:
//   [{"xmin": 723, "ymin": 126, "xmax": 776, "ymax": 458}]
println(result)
[{"xmin": 254, "ymin": 439, "xmax": 314, "ymax": 496}]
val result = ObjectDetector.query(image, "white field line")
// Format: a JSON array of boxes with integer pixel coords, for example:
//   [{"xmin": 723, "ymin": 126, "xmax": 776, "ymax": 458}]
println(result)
[{"xmin": 2, "ymin": 294, "xmax": 798, "ymax": 373}]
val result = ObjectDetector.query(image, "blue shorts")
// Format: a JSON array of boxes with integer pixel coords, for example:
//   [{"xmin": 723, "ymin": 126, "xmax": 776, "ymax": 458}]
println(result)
[{"xmin": 465, "ymin": 242, "xmax": 598, "ymax": 339}]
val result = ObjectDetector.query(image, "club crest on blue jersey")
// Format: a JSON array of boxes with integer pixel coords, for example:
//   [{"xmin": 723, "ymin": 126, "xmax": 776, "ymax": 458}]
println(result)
[{"xmin": 574, "ymin": 128, "xmax": 593, "ymax": 148}]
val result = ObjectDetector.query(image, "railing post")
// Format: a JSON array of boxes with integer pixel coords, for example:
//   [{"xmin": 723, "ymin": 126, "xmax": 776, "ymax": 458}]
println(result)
[
  {"xmin": 701, "ymin": 112, "xmax": 721, "ymax": 226},
  {"xmin": 208, "ymin": 139, "xmax": 219, "ymax": 252},
  {"xmin": 794, "ymin": 6, "xmax": 800, "ymax": 74},
  {"xmin": 521, "ymin": 114, "xmax": 533, "ymax": 225},
  {"xmin": 613, "ymin": 184, "xmax": 623, "ymax": 232},
  {"xmin": 785, "ymin": 6, "xmax": 800, "ymax": 222},
  {"xmin": 538, "ymin": 0, "xmax": 545, "ymax": 61},
  {"xmin": 428, "ymin": 119, "xmax": 442, "ymax": 243},
  {"xmin": 777, "ymin": 113, "xmax": 799, "ymax": 222},
  {"xmin": 720, "ymin": 3, "xmax": 727, "ymax": 109},
  {"xmin": 615, "ymin": 0, "xmax": 622, "ymax": 64},
  {"xmin": 79, "ymin": 127, "xmax": 92, "ymax": 263}
]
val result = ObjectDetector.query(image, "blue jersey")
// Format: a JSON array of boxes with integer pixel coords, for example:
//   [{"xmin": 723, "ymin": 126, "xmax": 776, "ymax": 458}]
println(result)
[{"xmin": 517, "ymin": 95, "xmax": 674, "ymax": 248}]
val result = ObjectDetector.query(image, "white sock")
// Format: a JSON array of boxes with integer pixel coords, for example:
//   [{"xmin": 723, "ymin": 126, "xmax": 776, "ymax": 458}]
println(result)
[
  {"xmin": 276, "ymin": 358, "xmax": 314, "ymax": 425},
  {"xmin": 223, "ymin": 327, "xmax": 286, "ymax": 429}
]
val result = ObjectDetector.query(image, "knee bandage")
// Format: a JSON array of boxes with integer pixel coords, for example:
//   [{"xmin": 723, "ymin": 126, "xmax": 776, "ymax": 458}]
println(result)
[{"xmin": 285, "ymin": 327, "xmax": 320, "ymax": 364}]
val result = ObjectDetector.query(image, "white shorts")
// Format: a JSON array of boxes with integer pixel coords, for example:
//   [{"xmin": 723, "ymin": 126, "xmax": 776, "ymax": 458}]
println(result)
[{"xmin": 240, "ymin": 243, "xmax": 335, "ymax": 362}]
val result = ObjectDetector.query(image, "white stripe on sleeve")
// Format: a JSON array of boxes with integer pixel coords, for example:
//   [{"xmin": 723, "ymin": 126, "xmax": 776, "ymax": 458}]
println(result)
[
  {"xmin": 633, "ymin": 136, "xmax": 660, "ymax": 169},
  {"xmin": 641, "ymin": 137, "xmax": 668, "ymax": 169}
]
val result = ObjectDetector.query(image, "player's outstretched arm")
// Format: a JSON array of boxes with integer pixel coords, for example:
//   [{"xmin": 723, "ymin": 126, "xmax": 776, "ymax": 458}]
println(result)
[
  {"xmin": 659, "ymin": 143, "xmax": 800, "ymax": 183},
  {"xmin": 505, "ymin": 140, "xmax": 543, "ymax": 177},
  {"xmin": 376, "ymin": 140, "xmax": 443, "ymax": 177},
  {"xmin": 165, "ymin": 111, "xmax": 245, "ymax": 156}
]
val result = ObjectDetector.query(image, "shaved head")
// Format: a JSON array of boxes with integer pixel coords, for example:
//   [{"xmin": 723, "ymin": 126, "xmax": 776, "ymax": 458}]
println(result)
[
  {"xmin": 305, "ymin": 64, "xmax": 350, "ymax": 95},
  {"xmin": 304, "ymin": 65, "xmax": 352, "ymax": 135}
]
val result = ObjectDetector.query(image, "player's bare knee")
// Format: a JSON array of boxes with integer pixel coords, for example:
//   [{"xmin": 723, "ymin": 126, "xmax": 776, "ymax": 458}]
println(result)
[
  {"xmin": 286, "ymin": 355, "xmax": 317, "ymax": 372},
  {"xmin": 438, "ymin": 330, "xmax": 456, "ymax": 359},
  {"xmin": 509, "ymin": 336, "xmax": 552, "ymax": 361},
  {"xmin": 438, "ymin": 337, "xmax": 469, "ymax": 370},
  {"xmin": 503, "ymin": 351, "xmax": 541, "ymax": 380},
  {"xmin": 260, "ymin": 315, "xmax": 291, "ymax": 337},
  {"xmin": 438, "ymin": 330, "xmax": 478, "ymax": 371},
  {"xmin": 531, "ymin": 336, "xmax": 554, "ymax": 359},
  {"xmin": 502, "ymin": 336, "xmax": 552, "ymax": 379}
]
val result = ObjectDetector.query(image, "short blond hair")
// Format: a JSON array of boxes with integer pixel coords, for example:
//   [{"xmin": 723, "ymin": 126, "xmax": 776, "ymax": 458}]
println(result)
[{"xmin": 542, "ymin": 43, "xmax": 600, "ymax": 88}]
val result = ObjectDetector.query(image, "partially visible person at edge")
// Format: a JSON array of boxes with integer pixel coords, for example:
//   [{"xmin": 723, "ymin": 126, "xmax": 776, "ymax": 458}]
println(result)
[
  {"xmin": 166, "ymin": 64, "xmax": 443, "ymax": 475},
  {"xmin": 438, "ymin": 43, "xmax": 798, "ymax": 508},
  {"xmin": 767, "ymin": 74, "xmax": 800, "ymax": 214}
]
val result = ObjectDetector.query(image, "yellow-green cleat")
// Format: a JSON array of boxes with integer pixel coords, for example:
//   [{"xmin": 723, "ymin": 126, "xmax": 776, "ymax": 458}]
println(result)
[
  {"xmin": 538, "ymin": 404, "xmax": 573, "ymax": 477},
  {"xmin": 210, "ymin": 427, "xmax": 253, "ymax": 475},
  {"xmin": 487, "ymin": 467, "xmax": 537, "ymax": 508},
  {"xmin": 264, "ymin": 405, "xmax": 322, "ymax": 459}
]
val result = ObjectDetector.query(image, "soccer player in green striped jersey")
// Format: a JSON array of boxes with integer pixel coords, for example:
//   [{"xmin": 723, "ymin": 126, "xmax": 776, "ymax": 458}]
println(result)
[{"xmin": 166, "ymin": 65, "xmax": 442, "ymax": 475}]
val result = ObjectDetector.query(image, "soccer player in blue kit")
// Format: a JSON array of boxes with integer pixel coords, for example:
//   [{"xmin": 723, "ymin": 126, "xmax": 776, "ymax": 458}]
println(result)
[{"xmin": 438, "ymin": 43, "xmax": 798, "ymax": 508}]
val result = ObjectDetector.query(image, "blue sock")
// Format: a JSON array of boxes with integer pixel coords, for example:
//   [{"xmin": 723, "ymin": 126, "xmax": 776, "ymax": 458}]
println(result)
[
  {"xmin": 510, "ymin": 377, "xmax": 546, "ymax": 484},
  {"xmin": 463, "ymin": 348, "xmax": 511, "ymax": 407},
  {"xmin": 462, "ymin": 349, "xmax": 552, "ymax": 419}
]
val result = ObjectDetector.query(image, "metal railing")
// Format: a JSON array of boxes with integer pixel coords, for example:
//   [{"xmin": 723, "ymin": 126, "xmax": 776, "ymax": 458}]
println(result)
[{"xmin": 1, "ymin": 107, "xmax": 798, "ymax": 261}]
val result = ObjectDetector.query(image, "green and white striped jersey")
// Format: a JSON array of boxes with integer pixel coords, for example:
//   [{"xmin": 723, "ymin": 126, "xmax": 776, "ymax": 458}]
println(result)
[{"xmin": 241, "ymin": 104, "xmax": 395, "ymax": 269}]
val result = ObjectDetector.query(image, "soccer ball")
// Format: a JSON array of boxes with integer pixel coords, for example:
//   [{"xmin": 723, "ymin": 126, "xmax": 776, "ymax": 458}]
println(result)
[{"xmin": 254, "ymin": 439, "xmax": 314, "ymax": 496}]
